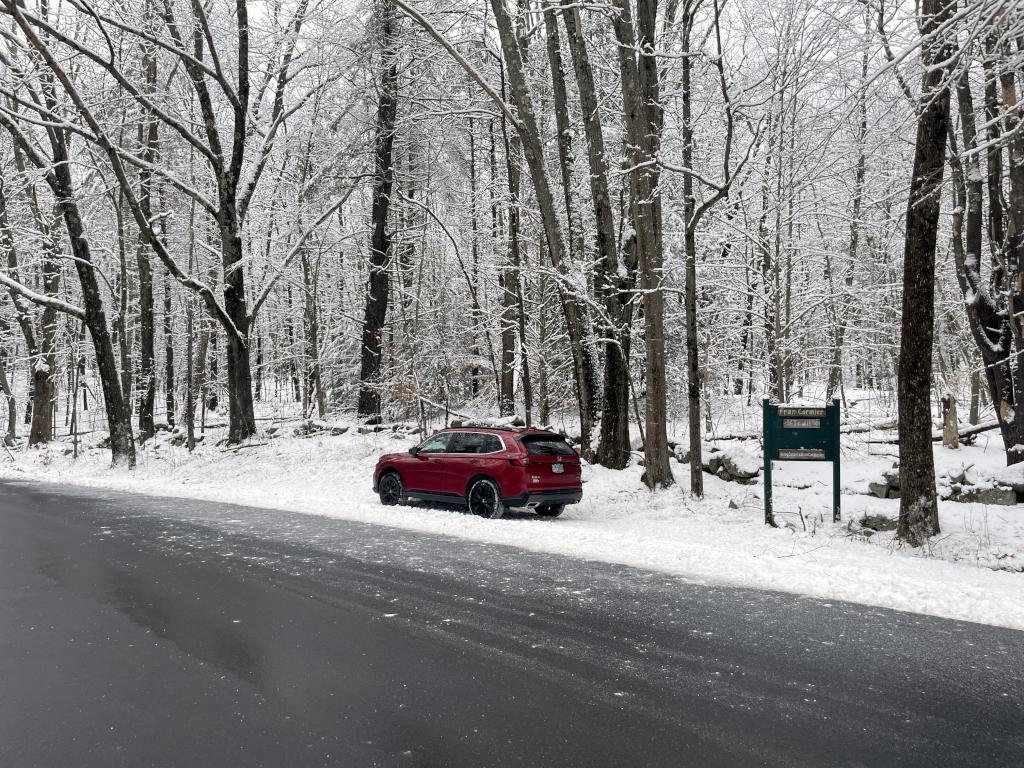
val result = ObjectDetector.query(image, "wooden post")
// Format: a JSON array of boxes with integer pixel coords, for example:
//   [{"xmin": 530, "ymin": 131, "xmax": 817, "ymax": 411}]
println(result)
[{"xmin": 941, "ymin": 394, "xmax": 959, "ymax": 449}]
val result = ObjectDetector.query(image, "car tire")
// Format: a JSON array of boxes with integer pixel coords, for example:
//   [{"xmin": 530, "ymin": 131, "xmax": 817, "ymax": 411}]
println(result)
[
  {"xmin": 467, "ymin": 478, "xmax": 504, "ymax": 519},
  {"xmin": 535, "ymin": 504, "xmax": 565, "ymax": 518},
  {"xmin": 378, "ymin": 472, "xmax": 406, "ymax": 506}
]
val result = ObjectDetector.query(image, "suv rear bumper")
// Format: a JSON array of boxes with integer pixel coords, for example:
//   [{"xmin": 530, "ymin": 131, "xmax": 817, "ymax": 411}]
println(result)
[{"xmin": 503, "ymin": 488, "xmax": 582, "ymax": 509}]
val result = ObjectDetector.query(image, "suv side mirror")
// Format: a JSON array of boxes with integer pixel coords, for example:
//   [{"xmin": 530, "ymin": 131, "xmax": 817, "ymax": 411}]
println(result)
[{"xmin": 408, "ymin": 446, "xmax": 420, "ymax": 457}]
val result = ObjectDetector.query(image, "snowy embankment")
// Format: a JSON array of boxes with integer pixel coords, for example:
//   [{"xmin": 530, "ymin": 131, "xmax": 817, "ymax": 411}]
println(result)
[{"xmin": 2, "ymin": 422, "xmax": 1022, "ymax": 631}]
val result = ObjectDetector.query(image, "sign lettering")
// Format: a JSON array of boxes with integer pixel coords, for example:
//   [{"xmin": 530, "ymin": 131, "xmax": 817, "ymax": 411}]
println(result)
[
  {"xmin": 779, "ymin": 407, "xmax": 826, "ymax": 418},
  {"xmin": 778, "ymin": 448, "xmax": 825, "ymax": 460},
  {"xmin": 783, "ymin": 418, "xmax": 821, "ymax": 429}
]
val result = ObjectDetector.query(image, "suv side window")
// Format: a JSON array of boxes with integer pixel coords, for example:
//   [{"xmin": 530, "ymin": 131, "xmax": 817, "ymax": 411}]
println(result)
[
  {"xmin": 480, "ymin": 434, "xmax": 503, "ymax": 453},
  {"xmin": 449, "ymin": 432, "xmax": 503, "ymax": 454},
  {"xmin": 417, "ymin": 433, "xmax": 451, "ymax": 454}
]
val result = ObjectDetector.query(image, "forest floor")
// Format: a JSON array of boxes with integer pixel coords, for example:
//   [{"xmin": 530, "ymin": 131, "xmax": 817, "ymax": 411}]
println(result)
[{"xmin": 2, "ymin": 391, "xmax": 1022, "ymax": 631}]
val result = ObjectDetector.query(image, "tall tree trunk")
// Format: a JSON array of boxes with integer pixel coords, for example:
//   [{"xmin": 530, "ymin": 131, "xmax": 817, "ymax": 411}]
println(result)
[
  {"xmin": 498, "ymin": 99, "xmax": 520, "ymax": 416},
  {"xmin": 680, "ymin": 10, "xmax": 703, "ymax": 495},
  {"xmin": 897, "ymin": 0, "xmax": 954, "ymax": 545},
  {"xmin": 543, "ymin": 4, "xmax": 598, "ymax": 453},
  {"xmin": 357, "ymin": 1, "xmax": 399, "ymax": 418},
  {"xmin": 490, "ymin": 0, "xmax": 597, "ymax": 447},
  {"xmin": 301, "ymin": 243, "xmax": 326, "ymax": 419},
  {"xmin": 0, "ymin": 162, "xmax": 58, "ymax": 446},
  {"xmin": 560, "ymin": 3, "xmax": 632, "ymax": 469},
  {"xmin": 0, "ymin": 313, "xmax": 15, "ymax": 445},
  {"xmin": 610, "ymin": 0, "xmax": 673, "ymax": 488},
  {"xmin": 55, "ymin": 171, "xmax": 136, "ymax": 467},
  {"xmin": 115, "ymin": 192, "xmax": 133, "ymax": 409},
  {"xmin": 827, "ymin": 18, "xmax": 870, "ymax": 401},
  {"xmin": 163, "ymin": 268, "xmax": 175, "ymax": 427},
  {"xmin": 219, "ymin": 228, "xmax": 257, "ymax": 441},
  {"xmin": 468, "ymin": 113, "xmax": 482, "ymax": 399},
  {"xmin": 135, "ymin": 35, "xmax": 158, "ymax": 442}
]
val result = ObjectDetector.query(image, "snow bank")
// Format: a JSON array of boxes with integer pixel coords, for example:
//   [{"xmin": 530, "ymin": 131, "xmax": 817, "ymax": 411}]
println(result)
[{"xmin": 1, "ymin": 423, "xmax": 1022, "ymax": 631}]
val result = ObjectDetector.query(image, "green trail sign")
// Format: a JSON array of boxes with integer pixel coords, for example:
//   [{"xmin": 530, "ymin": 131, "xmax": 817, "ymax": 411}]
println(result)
[{"xmin": 762, "ymin": 398, "xmax": 841, "ymax": 526}]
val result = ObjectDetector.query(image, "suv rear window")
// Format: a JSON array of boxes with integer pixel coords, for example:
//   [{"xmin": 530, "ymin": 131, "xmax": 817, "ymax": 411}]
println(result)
[{"xmin": 520, "ymin": 435, "xmax": 576, "ymax": 456}]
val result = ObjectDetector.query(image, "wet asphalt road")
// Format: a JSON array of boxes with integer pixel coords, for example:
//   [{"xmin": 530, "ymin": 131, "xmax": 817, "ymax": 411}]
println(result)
[{"xmin": 0, "ymin": 480, "xmax": 1021, "ymax": 768}]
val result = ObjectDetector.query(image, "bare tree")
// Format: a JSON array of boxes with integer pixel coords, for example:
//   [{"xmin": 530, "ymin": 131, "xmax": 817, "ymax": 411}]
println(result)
[{"xmin": 897, "ymin": 0, "xmax": 956, "ymax": 545}]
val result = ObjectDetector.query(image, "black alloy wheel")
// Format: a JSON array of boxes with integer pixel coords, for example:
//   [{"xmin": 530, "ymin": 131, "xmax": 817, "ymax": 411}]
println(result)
[
  {"xmin": 467, "ymin": 478, "xmax": 504, "ymax": 519},
  {"xmin": 378, "ymin": 473, "xmax": 405, "ymax": 506}
]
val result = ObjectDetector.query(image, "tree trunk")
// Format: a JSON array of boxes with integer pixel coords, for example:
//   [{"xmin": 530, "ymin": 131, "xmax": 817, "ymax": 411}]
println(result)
[
  {"xmin": 357, "ymin": 1, "xmax": 399, "ymax": 418},
  {"xmin": 489, "ymin": 0, "xmax": 597, "ymax": 456},
  {"xmin": 58, "ymin": 185, "xmax": 136, "ymax": 467},
  {"xmin": 219, "ymin": 229, "xmax": 257, "ymax": 442},
  {"xmin": 827, "ymin": 21, "xmax": 869, "ymax": 401},
  {"xmin": 163, "ymin": 269, "xmax": 175, "ymax": 427},
  {"xmin": 468, "ymin": 114, "xmax": 482, "ymax": 399},
  {"xmin": 300, "ymin": 243, "xmax": 326, "ymax": 419},
  {"xmin": 897, "ymin": 0, "xmax": 954, "ymax": 545},
  {"xmin": 0, "ymin": 169, "xmax": 57, "ymax": 447},
  {"xmin": 0, "ymin": 315, "xmax": 15, "ymax": 445},
  {"xmin": 560, "ymin": 3, "xmax": 632, "ymax": 469},
  {"xmin": 941, "ymin": 395, "xmax": 959, "ymax": 449},
  {"xmin": 135, "ymin": 37, "xmax": 158, "ymax": 442},
  {"xmin": 680, "ymin": 12, "xmax": 703, "ymax": 495},
  {"xmin": 949, "ymin": 36, "xmax": 1024, "ymax": 466},
  {"xmin": 498, "ymin": 111, "xmax": 520, "ymax": 416},
  {"xmin": 610, "ymin": 0, "xmax": 673, "ymax": 488},
  {"xmin": 543, "ymin": 4, "xmax": 598, "ymax": 453}
]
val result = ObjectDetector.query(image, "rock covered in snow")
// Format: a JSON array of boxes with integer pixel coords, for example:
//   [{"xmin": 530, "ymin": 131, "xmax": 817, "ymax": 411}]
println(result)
[
  {"xmin": 703, "ymin": 445, "xmax": 760, "ymax": 484},
  {"xmin": 933, "ymin": 463, "xmax": 1020, "ymax": 505},
  {"xmin": 994, "ymin": 463, "xmax": 1024, "ymax": 493},
  {"xmin": 868, "ymin": 481, "xmax": 891, "ymax": 499},
  {"xmin": 956, "ymin": 486, "xmax": 1017, "ymax": 506}
]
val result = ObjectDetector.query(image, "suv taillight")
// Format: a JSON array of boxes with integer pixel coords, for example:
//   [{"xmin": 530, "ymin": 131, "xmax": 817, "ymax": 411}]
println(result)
[{"xmin": 509, "ymin": 456, "xmax": 531, "ymax": 466}]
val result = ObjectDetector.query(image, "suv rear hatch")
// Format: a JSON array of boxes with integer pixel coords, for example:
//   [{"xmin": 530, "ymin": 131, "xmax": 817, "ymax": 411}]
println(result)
[{"xmin": 516, "ymin": 434, "xmax": 582, "ymax": 488}]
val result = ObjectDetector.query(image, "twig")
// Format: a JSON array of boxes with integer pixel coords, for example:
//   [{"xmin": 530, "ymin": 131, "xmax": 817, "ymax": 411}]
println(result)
[{"xmin": 220, "ymin": 442, "xmax": 268, "ymax": 453}]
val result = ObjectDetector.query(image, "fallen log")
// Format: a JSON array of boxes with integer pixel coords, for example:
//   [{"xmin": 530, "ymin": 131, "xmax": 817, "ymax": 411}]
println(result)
[{"xmin": 866, "ymin": 420, "xmax": 999, "ymax": 445}]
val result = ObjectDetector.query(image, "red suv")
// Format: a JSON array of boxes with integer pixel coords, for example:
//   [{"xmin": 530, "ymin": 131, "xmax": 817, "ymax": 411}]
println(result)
[{"xmin": 373, "ymin": 427, "xmax": 582, "ymax": 519}]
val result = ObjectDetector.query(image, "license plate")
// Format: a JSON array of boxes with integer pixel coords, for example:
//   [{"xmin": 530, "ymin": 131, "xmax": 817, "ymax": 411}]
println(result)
[{"xmin": 552, "ymin": 463, "xmax": 564, "ymax": 474}]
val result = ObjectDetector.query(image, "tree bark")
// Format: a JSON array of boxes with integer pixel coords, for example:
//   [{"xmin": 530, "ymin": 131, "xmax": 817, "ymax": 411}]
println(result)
[
  {"xmin": 489, "ymin": 0, "xmax": 597, "ymax": 454},
  {"xmin": 0, "ymin": 163, "xmax": 58, "ymax": 447},
  {"xmin": 0, "ymin": 312, "xmax": 15, "ymax": 445},
  {"xmin": 610, "ymin": 0, "xmax": 673, "ymax": 488},
  {"xmin": 498, "ymin": 72, "xmax": 521, "ymax": 417},
  {"xmin": 897, "ymin": 0, "xmax": 954, "ymax": 545},
  {"xmin": 949, "ymin": 36, "xmax": 1024, "ymax": 466},
  {"xmin": 680, "ymin": 10, "xmax": 702, "ymax": 495},
  {"xmin": 827, "ymin": 21, "xmax": 869, "ymax": 402},
  {"xmin": 357, "ymin": 1, "xmax": 399, "ymax": 418},
  {"xmin": 560, "ymin": 4, "xmax": 632, "ymax": 469},
  {"xmin": 135, "ymin": 31, "xmax": 158, "ymax": 442},
  {"xmin": 163, "ymin": 267, "xmax": 175, "ymax": 427},
  {"xmin": 57, "ymin": 173, "xmax": 137, "ymax": 467}
]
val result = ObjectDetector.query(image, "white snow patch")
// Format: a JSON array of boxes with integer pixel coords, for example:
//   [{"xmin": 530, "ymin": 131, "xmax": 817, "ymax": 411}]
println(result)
[{"xmin": 2, "ymin": 411, "xmax": 1023, "ymax": 632}]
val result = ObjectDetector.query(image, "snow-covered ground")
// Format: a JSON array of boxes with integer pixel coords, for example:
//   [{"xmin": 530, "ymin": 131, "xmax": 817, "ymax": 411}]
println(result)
[{"xmin": 2, "ymin": 399, "xmax": 1022, "ymax": 632}]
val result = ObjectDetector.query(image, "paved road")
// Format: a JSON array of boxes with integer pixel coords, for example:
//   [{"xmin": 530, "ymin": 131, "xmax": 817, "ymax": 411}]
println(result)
[{"xmin": 0, "ymin": 480, "xmax": 1021, "ymax": 767}]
